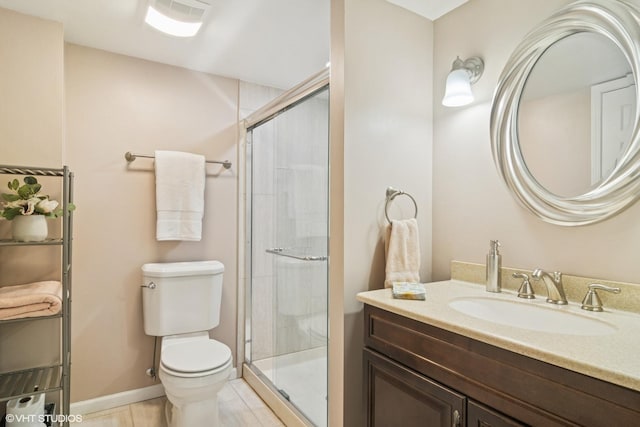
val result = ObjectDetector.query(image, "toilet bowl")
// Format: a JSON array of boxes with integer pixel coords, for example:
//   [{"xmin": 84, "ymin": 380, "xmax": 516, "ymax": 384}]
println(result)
[
  {"xmin": 140, "ymin": 261, "xmax": 232, "ymax": 427},
  {"xmin": 159, "ymin": 333, "xmax": 232, "ymax": 427}
]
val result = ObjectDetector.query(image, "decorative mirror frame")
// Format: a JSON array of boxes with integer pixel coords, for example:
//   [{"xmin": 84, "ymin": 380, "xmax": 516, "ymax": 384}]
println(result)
[{"xmin": 490, "ymin": 0, "xmax": 640, "ymax": 226}]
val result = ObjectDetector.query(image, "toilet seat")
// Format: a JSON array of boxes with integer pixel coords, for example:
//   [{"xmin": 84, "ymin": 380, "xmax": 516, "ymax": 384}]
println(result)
[{"xmin": 161, "ymin": 340, "xmax": 232, "ymax": 377}]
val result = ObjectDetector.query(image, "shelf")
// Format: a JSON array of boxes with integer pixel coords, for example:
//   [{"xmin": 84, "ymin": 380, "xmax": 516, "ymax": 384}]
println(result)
[
  {"xmin": 0, "ymin": 313, "xmax": 62, "ymax": 326},
  {"xmin": 0, "ymin": 365, "xmax": 62, "ymax": 402},
  {"xmin": 0, "ymin": 238, "xmax": 63, "ymax": 247},
  {"xmin": 0, "ymin": 166, "xmax": 65, "ymax": 177},
  {"xmin": 0, "ymin": 165, "xmax": 72, "ymax": 426}
]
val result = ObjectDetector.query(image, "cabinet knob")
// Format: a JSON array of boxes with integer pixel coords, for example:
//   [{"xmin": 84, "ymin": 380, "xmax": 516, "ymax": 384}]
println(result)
[{"xmin": 452, "ymin": 409, "xmax": 461, "ymax": 427}]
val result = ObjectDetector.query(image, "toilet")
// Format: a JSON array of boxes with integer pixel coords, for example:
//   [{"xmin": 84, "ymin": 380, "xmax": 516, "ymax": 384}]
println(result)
[{"xmin": 141, "ymin": 261, "xmax": 232, "ymax": 427}]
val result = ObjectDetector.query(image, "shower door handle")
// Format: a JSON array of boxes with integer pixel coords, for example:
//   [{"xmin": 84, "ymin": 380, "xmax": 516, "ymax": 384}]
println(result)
[{"xmin": 266, "ymin": 248, "xmax": 327, "ymax": 261}]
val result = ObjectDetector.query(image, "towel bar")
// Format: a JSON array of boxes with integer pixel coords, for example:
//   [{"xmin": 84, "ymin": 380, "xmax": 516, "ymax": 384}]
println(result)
[
  {"xmin": 265, "ymin": 248, "xmax": 328, "ymax": 261},
  {"xmin": 385, "ymin": 187, "xmax": 418, "ymax": 224},
  {"xmin": 124, "ymin": 151, "xmax": 232, "ymax": 169}
]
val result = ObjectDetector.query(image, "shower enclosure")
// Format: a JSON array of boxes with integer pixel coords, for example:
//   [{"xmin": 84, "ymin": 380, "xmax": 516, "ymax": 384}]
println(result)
[{"xmin": 243, "ymin": 70, "xmax": 329, "ymax": 426}]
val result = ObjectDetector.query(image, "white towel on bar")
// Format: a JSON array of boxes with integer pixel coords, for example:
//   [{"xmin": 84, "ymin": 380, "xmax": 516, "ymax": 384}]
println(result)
[{"xmin": 155, "ymin": 150, "xmax": 206, "ymax": 241}]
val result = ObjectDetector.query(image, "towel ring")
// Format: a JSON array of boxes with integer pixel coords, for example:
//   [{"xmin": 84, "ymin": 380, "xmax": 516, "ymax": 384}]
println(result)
[{"xmin": 385, "ymin": 187, "xmax": 418, "ymax": 224}]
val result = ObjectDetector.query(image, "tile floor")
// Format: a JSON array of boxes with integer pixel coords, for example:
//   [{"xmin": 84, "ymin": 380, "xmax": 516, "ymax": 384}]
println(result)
[{"xmin": 72, "ymin": 379, "xmax": 284, "ymax": 427}]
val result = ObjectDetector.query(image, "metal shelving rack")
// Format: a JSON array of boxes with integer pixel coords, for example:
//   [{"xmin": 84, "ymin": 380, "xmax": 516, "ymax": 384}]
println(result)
[{"xmin": 0, "ymin": 165, "xmax": 73, "ymax": 427}]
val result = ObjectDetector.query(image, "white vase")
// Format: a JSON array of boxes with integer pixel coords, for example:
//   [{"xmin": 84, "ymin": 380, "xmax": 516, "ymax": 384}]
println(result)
[{"xmin": 11, "ymin": 215, "xmax": 48, "ymax": 242}]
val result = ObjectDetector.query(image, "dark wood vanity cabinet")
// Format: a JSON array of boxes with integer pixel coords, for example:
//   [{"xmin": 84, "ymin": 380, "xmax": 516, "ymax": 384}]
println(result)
[
  {"xmin": 363, "ymin": 305, "xmax": 640, "ymax": 427},
  {"xmin": 365, "ymin": 348, "xmax": 522, "ymax": 427},
  {"xmin": 466, "ymin": 401, "xmax": 525, "ymax": 427},
  {"xmin": 365, "ymin": 348, "xmax": 465, "ymax": 426}
]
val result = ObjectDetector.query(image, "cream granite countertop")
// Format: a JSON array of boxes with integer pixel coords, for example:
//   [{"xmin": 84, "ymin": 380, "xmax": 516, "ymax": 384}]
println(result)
[{"xmin": 357, "ymin": 280, "xmax": 640, "ymax": 393}]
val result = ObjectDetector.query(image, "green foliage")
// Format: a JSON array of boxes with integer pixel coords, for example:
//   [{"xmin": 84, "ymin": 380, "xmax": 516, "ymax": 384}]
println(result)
[
  {"xmin": 0, "ymin": 176, "xmax": 75, "ymax": 220},
  {"xmin": 2, "ymin": 207, "xmax": 23, "ymax": 220}
]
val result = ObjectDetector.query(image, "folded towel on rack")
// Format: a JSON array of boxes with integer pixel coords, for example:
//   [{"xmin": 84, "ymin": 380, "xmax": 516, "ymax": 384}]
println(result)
[
  {"xmin": 0, "ymin": 281, "xmax": 62, "ymax": 320},
  {"xmin": 384, "ymin": 218, "xmax": 421, "ymax": 288},
  {"xmin": 155, "ymin": 150, "xmax": 206, "ymax": 241}
]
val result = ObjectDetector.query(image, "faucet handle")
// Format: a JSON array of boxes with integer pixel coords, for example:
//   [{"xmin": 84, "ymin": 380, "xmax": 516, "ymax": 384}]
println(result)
[
  {"xmin": 513, "ymin": 272, "xmax": 535, "ymax": 299},
  {"xmin": 581, "ymin": 283, "xmax": 621, "ymax": 312}
]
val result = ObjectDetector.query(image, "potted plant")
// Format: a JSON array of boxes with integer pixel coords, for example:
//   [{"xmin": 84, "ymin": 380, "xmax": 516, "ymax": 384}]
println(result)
[{"xmin": 1, "ymin": 176, "xmax": 75, "ymax": 241}]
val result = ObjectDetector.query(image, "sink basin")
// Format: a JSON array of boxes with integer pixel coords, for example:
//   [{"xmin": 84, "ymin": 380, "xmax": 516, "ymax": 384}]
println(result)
[{"xmin": 448, "ymin": 297, "xmax": 617, "ymax": 336}]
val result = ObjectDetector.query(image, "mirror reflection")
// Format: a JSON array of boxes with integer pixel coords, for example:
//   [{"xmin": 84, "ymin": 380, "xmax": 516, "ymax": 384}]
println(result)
[{"xmin": 518, "ymin": 32, "xmax": 635, "ymax": 197}]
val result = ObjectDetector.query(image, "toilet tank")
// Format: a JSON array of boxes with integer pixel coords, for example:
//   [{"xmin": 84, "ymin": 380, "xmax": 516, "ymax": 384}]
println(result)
[{"xmin": 141, "ymin": 261, "xmax": 224, "ymax": 336}]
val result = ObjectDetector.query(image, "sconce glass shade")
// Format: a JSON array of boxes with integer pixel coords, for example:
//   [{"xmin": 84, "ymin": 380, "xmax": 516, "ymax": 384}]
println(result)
[
  {"xmin": 442, "ymin": 69, "xmax": 474, "ymax": 107},
  {"xmin": 442, "ymin": 56, "xmax": 484, "ymax": 107}
]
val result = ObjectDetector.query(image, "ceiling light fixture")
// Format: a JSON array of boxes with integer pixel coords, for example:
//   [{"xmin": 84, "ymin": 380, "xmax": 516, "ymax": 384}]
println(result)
[
  {"xmin": 144, "ymin": 0, "xmax": 210, "ymax": 38},
  {"xmin": 442, "ymin": 56, "xmax": 484, "ymax": 107}
]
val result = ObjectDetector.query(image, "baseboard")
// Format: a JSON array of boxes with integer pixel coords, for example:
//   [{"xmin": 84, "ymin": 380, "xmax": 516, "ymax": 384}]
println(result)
[
  {"xmin": 70, "ymin": 367, "xmax": 238, "ymax": 415},
  {"xmin": 70, "ymin": 383, "xmax": 165, "ymax": 415}
]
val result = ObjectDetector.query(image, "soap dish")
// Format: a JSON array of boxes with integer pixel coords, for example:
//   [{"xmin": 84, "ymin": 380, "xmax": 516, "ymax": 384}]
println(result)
[{"xmin": 392, "ymin": 282, "xmax": 426, "ymax": 300}]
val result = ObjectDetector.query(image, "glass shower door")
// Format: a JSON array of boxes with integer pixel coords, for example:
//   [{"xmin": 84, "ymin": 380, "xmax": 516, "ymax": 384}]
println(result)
[{"xmin": 246, "ymin": 85, "xmax": 329, "ymax": 426}]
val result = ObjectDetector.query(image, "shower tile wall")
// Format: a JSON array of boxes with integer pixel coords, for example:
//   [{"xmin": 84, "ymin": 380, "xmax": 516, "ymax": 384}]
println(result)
[
  {"xmin": 240, "ymin": 82, "xmax": 283, "ymax": 362},
  {"xmin": 241, "ymin": 82, "xmax": 328, "ymax": 362},
  {"xmin": 272, "ymin": 93, "xmax": 328, "ymax": 356}
]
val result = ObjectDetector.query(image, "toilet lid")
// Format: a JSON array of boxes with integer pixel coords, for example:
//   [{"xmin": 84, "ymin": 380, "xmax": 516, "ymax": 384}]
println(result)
[{"xmin": 162, "ymin": 340, "xmax": 232, "ymax": 373}]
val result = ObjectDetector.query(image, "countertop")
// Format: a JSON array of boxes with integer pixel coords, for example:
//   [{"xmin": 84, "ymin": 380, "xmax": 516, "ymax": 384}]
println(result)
[{"xmin": 356, "ymin": 280, "xmax": 640, "ymax": 392}]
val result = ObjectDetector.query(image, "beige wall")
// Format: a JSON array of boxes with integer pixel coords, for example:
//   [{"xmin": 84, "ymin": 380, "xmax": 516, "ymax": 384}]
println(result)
[
  {"xmin": 1, "ymin": 7, "xmax": 240, "ymax": 406},
  {"xmin": 64, "ymin": 44, "xmax": 239, "ymax": 401},
  {"xmin": 433, "ymin": 0, "xmax": 640, "ymax": 284},
  {"xmin": 519, "ymin": 89, "xmax": 591, "ymax": 197},
  {"xmin": 332, "ymin": 0, "xmax": 434, "ymax": 424},
  {"xmin": 328, "ymin": 0, "xmax": 345, "ymax": 424},
  {"xmin": 0, "ymin": 6, "xmax": 64, "ymax": 275},
  {"xmin": 0, "ymin": 7, "xmax": 63, "ymax": 167},
  {"xmin": 0, "ymin": 7, "xmax": 65, "ymax": 384}
]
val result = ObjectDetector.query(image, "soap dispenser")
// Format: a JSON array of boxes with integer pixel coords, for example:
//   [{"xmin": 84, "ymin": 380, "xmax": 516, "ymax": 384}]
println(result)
[{"xmin": 486, "ymin": 240, "xmax": 501, "ymax": 293}]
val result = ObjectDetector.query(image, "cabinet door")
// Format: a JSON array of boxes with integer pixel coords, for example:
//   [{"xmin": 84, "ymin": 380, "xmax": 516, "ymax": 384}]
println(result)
[
  {"xmin": 365, "ymin": 348, "xmax": 465, "ymax": 427},
  {"xmin": 467, "ymin": 400, "xmax": 526, "ymax": 427}
]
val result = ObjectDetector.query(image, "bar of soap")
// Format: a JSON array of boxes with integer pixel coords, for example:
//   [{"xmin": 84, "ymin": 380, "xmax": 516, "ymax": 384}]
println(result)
[{"xmin": 392, "ymin": 282, "xmax": 426, "ymax": 300}]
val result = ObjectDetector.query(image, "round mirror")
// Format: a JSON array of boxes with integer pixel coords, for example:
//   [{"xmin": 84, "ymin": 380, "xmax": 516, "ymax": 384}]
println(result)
[
  {"xmin": 490, "ymin": 0, "xmax": 640, "ymax": 226},
  {"xmin": 519, "ymin": 32, "xmax": 634, "ymax": 198}
]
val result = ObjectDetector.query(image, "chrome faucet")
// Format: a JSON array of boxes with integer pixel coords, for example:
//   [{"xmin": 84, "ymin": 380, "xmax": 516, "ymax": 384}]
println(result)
[{"xmin": 532, "ymin": 269, "xmax": 568, "ymax": 305}]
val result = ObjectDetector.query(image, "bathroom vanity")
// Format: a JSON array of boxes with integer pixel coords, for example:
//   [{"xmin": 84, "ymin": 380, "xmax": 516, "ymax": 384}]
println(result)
[{"xmin": 358, "ymin": 280, "xmax": 640, "ymax": 426}]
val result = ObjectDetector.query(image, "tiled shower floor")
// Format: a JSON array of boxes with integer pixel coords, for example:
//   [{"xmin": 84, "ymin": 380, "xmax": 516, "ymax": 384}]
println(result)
[{"xmin": 253, "ymin": 347, "xmax": 327, "ymax": 427}]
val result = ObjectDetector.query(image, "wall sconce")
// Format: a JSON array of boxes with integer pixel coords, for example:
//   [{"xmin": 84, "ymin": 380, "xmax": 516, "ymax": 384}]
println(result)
[{"xmin": 442, "ymin": 56, "xmax": 484, "ymax": 107}]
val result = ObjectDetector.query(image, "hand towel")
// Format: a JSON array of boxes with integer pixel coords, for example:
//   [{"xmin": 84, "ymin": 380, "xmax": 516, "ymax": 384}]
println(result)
[
  {"xmin": 0, "ymin": 281, "xmax": 62, "ymax": 320},
  {"xmin": 384, "ymin": 218, "xmax": 421, "ymax": 288},
  {"xmin": 155, "ymin": 150, "xmax": 206, "ymax": 241}
]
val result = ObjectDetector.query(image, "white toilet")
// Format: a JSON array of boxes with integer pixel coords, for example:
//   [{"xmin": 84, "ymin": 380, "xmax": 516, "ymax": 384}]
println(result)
[{"xmin": 141, "ymin": 261, "xmax": 232, "ymax": 427}]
